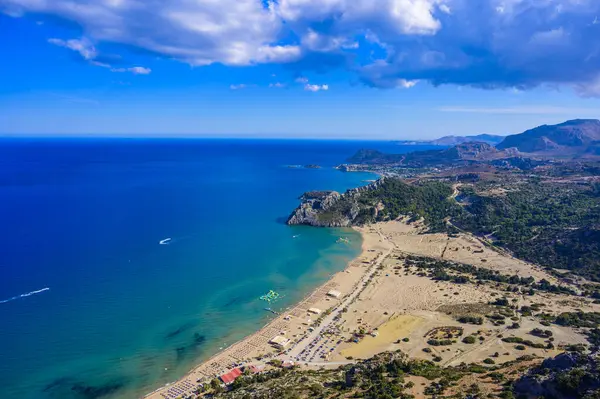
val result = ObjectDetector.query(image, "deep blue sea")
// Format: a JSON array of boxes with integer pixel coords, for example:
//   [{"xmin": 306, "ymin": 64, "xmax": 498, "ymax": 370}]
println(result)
[{"xmin": 0, "ymin": 139, "xmax": 436, "ymax": 399}]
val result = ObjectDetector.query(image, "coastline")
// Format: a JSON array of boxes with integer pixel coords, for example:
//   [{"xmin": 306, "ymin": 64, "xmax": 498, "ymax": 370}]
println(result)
[
  {"xmin": 144, "ymin": 218, "xmax": 600, "ymax": 399},
  {"xmin": 144, "ymin": 226, "xmax": 387, "ymax": 399}
]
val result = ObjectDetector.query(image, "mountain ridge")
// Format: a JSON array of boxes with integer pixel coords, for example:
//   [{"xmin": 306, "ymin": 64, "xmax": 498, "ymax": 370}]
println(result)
[{"xmin": 496, "ymin": 119, "xmax": 600, "ymax": 153}]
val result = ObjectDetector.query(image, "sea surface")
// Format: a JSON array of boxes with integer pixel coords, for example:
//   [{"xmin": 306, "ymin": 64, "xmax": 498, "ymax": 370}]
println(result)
[{"xmin": 0, "ymin": 139, "xmax": 437, "ymax": 399}]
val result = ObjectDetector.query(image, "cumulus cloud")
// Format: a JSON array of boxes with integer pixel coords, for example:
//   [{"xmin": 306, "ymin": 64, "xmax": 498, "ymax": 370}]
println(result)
[
  {"xmin": 230, "ymin": 84, "xmax": 248, "ymax": 90},
  {"xmin": 6, "ymin": 0, "xmax": 600, "ymax": 95},
  {"xmin": 5, "ymin": 0, "xmax": 299, "ymax": 66}
]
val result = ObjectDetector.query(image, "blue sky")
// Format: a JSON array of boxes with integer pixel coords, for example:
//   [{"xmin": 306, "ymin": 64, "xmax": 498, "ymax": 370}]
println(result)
[{"xmin": 1, "ymin": 0, "xmax": 600, "ymax": 139}]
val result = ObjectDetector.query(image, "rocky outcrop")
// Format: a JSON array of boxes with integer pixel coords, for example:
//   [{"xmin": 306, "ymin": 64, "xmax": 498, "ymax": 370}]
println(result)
[
  {"xmin": 287, "ymin": 179, "xmax": 386, "ymax": 227},
  {"xmin": 513, "ymin": 352, "xmax": 600, "ymax": 399},
  {"xmin": 286, "ymin": 191, "xmax": 346, "ymax": 227}
]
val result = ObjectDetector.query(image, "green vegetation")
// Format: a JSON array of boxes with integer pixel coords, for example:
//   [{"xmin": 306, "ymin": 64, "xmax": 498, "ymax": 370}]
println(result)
[
  {"xmin": 501, "ymin": 336, "xmax": 548, "ymax": 349},
  {"xmin": 212, "ymin": 351, "xmax": 476, "ymax": 399},
  {"xmin": 529, "ymin": 328, "xmax": 553, "ymax": 338},
  {"xmin": 555, "ymin": 312, "xmax": 600, "ymax": 328},
  {"xmin": 352, "ymin": 179, "xmax": 460, "ymax": 231},
  {"xmin": 455, "ymin": 181, "xmax": 600, "ymax": 281},
  {"xmin": 457, "ymin": 315, "xmax": 484, "ymax": 325},
  {"xmin": 404, "ymin": 255, "xmax": 575, "ymax": 295},
  {"xmin": 321, "ymin": 177, "xmax": 600, "ymax": 281},
  {"xmin": 427, "ymin": 339, "xmax": 454, "ymax": 346},
  {"xmin": 212, "ymin": 348, "xmax": 575, "ymax": 399},
  {"xmin": 462, "ymin": 336, "xmax": 476, "ymax": 344},
  {"xmin": 511, "ymin": 352, "xmax": 600, "ymax": 399}
]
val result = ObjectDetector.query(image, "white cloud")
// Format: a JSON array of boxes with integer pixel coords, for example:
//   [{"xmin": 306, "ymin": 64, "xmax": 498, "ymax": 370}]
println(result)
[
  {"xmin": 396, "ymin": 79, "xmax": 419, "ymax": 88},
  {"xmin": 269, "ymin": 82, "xmax": 286, "ymax": 88},
  {"xmin": 278, "ymin": 0, "xmax": 443, "ymax": 36},
  {"xmin": 254, "ymin": 45, "xmax": 301, "ymax": 64},
  {"xmin": 48, "ymin": 36, "xmax": 151, "ymax": 75},
  {"xmin": 111, "ymin": 66, "xmax": 152, "ymax": 75},
  {"xmin": 7, "ymin": 0, "xmax": 297, "ymax": 67},
  {"xmin": 48, "ymin": 38, "xmax": 97, "ymax": 60},
  {"xmin": 7, "ymin": 0, "xmax": 442, "ymax": 67},
  {"xmin": 230, "ymin": 84, "xmax": 248, "ymax": 90},
  {"xmin": 6, "ymin": 0, "xmax": 600, "ymax": 95},
  {"xmin": 301, "ymin": 29, "xmax": 357, "ymax": 52},
  {"xmin": 304, "ymin": 83, "xmax": 329, "ymax": 92},
  {"xmin": 296, "ymin": 77, "xmax": 309, "ymax": 84},
  {"xmin": 439, "ymin": 4, "xmax": 451, "ymax": 14}
]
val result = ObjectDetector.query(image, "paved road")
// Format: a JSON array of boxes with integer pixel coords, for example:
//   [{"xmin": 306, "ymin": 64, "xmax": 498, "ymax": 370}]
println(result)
[
  {"xmin": 282, "ymin": 229, "xmax": 393, "ymax": 363},
  {"xmin": 299, "ymin": 360, "xmax": 354, "ymax": 367}
]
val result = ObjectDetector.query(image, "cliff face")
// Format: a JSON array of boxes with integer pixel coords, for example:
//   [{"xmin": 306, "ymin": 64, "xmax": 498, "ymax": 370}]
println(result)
[
  {"xmin": 286, "ymin": 190, "xmax": 348, "ymax": 227},
  {"xmin": 287, "ymin": 180, "xmax": 385, "ymax": 227}
]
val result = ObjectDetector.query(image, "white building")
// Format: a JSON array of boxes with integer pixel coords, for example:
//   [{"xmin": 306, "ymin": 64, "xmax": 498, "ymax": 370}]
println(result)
[
  {"xmin": 269, "ymin": 335, "xmax": 291, "ymax": 349},
  {"xmin": 327, "ymin": 290, "xmax": 342, "ymax": 298},
  {"xmin": 308, "ymin": 308, "xmax": 322, "ymax": 315}
]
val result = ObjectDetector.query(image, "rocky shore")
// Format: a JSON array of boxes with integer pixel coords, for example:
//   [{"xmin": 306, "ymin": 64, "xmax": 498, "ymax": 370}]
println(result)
[{"xmin": 286, "ymin": 179, "xmax": 386, "ymax": 227}]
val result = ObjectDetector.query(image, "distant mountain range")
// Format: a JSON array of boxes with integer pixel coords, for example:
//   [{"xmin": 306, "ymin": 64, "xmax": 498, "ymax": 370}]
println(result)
[
  {"xmin": 395, "ymin": 134, "xmax": 505, "ymax": 147},
  {"xmin": 348, "ymin": 119, "xmax": 600, "ymax": 168},
  {"xmin": 496, "ymin": 119, "xmax": 600, "ymax": 155}
]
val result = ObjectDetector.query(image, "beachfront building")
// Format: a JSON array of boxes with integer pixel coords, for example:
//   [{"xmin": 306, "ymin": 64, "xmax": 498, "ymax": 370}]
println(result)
[
  {"xmin": 308, "ymin": 307, "xmax": 322, "ymax": 315},
  {"xmin": 327, "ymin": 290, "xmax": 342, "ymax": 298},
  {"xmin": 269, "ymin": 335, "xmax": 291, "ymax": 349},
  {"xmin": 220, "ymin": 368, "xmax": 242, "ymax": 385}
]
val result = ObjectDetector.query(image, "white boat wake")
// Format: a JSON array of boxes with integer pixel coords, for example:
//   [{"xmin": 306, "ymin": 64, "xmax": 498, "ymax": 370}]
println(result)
[
  {"xmin": 0, "ymin": 287, "xmax": 50, "ymax": 304},
  {"xmin": 159, "ymin": 238, "xmax": 172, "ymax": 245}
]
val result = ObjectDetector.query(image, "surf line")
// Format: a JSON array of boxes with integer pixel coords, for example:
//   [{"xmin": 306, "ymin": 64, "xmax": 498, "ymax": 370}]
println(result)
[{"xmin": 0, "ymin": 287, "xmax": 50, "ymax": 304}]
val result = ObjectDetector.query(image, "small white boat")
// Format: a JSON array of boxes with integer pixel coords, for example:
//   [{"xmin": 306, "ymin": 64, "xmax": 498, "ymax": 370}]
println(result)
[{"xmin": 159, "ymin": 238, "xmax": 172, "ymax": 245}]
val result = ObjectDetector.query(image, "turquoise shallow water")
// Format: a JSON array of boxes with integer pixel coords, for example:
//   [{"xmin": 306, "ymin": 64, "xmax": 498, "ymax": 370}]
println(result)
[{"xmin": 0, "ymin": 139, "xmax": 436, "ymax": 399}]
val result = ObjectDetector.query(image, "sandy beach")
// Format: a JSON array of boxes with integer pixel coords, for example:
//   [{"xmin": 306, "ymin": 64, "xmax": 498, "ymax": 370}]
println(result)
[
  {"xmin": 145, "ymin": 219, "xmax": 599, "ymax": 399},
  {"xmin": 144, "ymin": 225, "xmax": 389, "ymax": 399}
]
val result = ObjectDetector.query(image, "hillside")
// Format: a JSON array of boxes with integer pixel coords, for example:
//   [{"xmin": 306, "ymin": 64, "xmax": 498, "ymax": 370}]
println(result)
[
  {"xmin": 287, "ymin": 178, "xmax": 461, "ymax": 230},
  {"xmin": 288, "ymin": 176, "xmax": 600, "ymax": 281},
  {"xmin": 497, "ymin": 119, "xmax": 600, "ymax": 153},
  {"xmin": 347, "ymin": 142, "xmax": 501, "ymax": 166}
]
